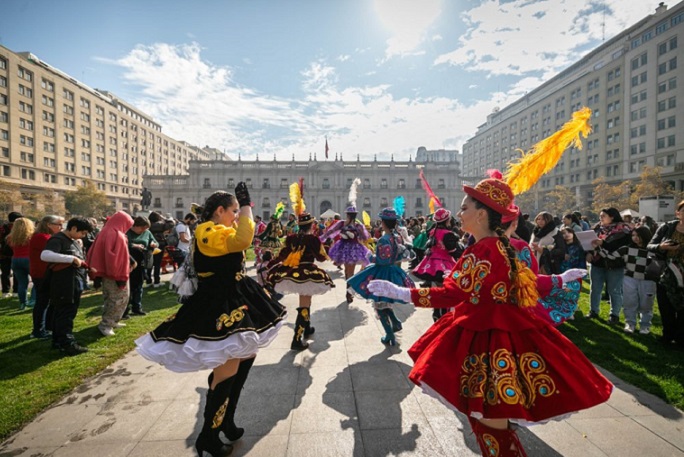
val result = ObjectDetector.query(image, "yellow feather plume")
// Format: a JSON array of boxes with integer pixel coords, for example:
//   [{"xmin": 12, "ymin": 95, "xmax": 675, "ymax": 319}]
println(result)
[
  {"xmin": 289, "ymin": 182, "xmax": 306, "ymax": 217},
  {"xmin": 429, "ymin": 197, "xmax": 436, "ymax": 214},
  {"xmin": 504, "ymin": 107, "xmax": 592, "ymax": 195},
  {"xmin": 362, "ymin": 211, "xmax": 371, "ymax": 228}
]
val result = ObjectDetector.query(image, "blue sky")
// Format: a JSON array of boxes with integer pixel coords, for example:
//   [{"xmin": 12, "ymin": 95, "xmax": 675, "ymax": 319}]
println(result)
[{"xmin": 0, "ymin": 0, "xmax": 665, "ymax": 161}]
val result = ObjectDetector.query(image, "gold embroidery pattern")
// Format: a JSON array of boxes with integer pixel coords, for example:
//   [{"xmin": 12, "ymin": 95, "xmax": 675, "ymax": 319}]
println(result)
[
  {"xmin": 216, "ymin": 305, "xmax": 249, "ymax": 331},
  {"xmin": 460, "ymin": 349, "xmax": 556, "ymax": 409},
  {"xmin": 417, "ymin": 288, "xmax": 431, "ymax": 307},
  {"xmin": 452, "ymin": 254, "xmax": 491, "ymax": 304},
  {"xmin": 475, "ymin": 181, "xmax": 512, "ymax": 207},
  {"xmin": 491, "ymin": 281, "xmax": 508, "ymax": 303},
  {"xmin": 481, "ymin": 433, "xmax": 500, "ymax": 457},
  {"xmin": 212, "ymin": 398, "xmax": 230, "ymax": 429}
]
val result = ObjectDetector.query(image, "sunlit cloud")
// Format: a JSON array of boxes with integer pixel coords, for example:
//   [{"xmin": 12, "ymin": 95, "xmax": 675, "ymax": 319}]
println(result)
[
  {"xmin": 375, "ymin": 0, "xmax": 442, "ymax": 59},
  {"xmin": 434, "ymin": 0, "xmax": 656, "ymax": 75}
]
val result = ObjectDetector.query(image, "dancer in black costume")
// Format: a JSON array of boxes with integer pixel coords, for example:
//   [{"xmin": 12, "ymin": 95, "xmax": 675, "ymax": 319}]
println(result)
[{"xmin": 136, "ymin": 184, "xmax": 286, "ymax": 457}]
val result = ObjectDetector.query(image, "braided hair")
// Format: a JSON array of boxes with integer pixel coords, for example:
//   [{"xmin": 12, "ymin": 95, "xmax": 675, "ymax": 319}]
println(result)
[
  {"xmin": 195, "ymin": 191, "xmax": 237, "ymax": 223},
  {"xmin": 472, "ymin": 199, "xmax": 519, "ymax": 279}
]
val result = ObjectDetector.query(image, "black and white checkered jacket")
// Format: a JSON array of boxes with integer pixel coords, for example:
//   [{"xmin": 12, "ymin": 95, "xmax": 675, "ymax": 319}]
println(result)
[{"xmin": 598, "ymin": 245, "xmax": 651, "ymax": 280}]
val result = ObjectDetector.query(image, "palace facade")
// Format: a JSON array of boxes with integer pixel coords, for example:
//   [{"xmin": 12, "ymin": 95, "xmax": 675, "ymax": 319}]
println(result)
[{"xmin": 145, "ymin": 150, "xmax": 463, "ymax": 221}]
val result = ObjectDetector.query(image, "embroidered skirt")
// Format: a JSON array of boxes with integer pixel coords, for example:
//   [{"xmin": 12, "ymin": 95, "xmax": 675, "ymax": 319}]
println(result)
[
  {"xmin": 267, "ymin": 261, "xmax": 335, "ymax": 296},
  {"xmin": 136, "ymin": 273, "xmax": 286, "ymax": 372}
]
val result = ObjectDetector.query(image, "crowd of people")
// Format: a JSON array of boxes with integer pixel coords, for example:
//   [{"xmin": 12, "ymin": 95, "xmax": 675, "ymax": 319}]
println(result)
[{"xmin": 3, "ymin": 175, "xmax": 684, "ymax": 456}]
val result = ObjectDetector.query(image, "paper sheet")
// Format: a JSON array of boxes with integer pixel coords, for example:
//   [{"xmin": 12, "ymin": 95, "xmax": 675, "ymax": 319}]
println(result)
[{"xmin": 575, "ymin": 230, "xmax": 598, "ymax": 251}]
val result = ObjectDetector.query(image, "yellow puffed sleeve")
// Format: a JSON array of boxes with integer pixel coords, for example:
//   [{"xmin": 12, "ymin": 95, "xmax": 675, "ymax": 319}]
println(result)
[{"xmin": 195, "ymin": 218, "xmax": 255, "ymax": 257}]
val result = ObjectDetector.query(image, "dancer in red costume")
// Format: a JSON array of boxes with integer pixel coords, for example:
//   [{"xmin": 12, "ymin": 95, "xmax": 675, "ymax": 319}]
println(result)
[{"xmin": 368, "ymin": 176, "xmax": 613, "ymax": 457}]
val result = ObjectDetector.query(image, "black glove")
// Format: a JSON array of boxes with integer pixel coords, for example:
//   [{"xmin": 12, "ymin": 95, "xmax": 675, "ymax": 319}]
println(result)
[{"xmin": 235, "ymin": 182, "xmax": 251, "ymax": 207}]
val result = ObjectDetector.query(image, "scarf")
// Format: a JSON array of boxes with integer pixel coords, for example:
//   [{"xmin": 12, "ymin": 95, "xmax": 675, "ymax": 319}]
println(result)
[{"xmin": 532, "ymin": 220, "xmax": 557, "ymax": 240}]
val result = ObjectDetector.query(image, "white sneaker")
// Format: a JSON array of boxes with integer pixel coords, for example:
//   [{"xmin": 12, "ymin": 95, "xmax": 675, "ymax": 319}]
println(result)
[
  {"xmin": 639, "ymin": 328, "xmax": 650, "ymax": 335},
  {"xmin": 623, "ymin": 324, "xmax": 635, "ymax": 334},
  {"xmin": 113, "ymin": 322, "xmax": 126, "ymax": 328},
  {"xmin": 153, "ymin": 283, "xmax": 162, "ymax": 288},
  {"xmin": 2, "ymin": 293, "xmax": 11, "ymax": 298},
  {"xmin": 99, "ymin": 326, "xmax": 115, "ymax": 337}
]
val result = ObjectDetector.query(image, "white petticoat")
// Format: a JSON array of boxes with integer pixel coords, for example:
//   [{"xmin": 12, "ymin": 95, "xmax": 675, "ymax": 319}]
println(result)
[
  {"xmin": 274, "ymin": 280, "xmax": 333, "ymax": 296},
  {"xmin": 135, "ymin": 320, "xmax": 285, "ymax": 373}
]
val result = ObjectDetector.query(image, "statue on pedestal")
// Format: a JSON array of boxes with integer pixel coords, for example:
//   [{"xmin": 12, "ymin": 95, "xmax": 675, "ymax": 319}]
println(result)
[{"xmin": 141, "ymin": 187, "xmax": 152, "ymax": 210}]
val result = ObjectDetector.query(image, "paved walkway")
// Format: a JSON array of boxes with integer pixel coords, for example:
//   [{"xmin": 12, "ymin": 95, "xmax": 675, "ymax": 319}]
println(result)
[{"xmin": 1, "ymin": 261, "xmax": 683, "ymax": 457}]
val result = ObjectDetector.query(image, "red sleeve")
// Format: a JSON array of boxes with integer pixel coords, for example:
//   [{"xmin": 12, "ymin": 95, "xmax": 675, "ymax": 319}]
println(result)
[{"xmin": 410, "ymin": 239, "xmax": 509, "ymax": 309}]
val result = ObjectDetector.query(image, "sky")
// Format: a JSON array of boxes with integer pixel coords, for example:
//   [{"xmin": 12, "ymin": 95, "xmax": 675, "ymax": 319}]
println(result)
[{"xmin": 0, "ymin": 0, "xmax": 669, "ymax": 161}]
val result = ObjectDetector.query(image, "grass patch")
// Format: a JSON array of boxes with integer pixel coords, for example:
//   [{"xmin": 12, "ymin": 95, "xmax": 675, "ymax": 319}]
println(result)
[
  {"xmin": 0, "ymin": 278, "xmax": 682, "ymax": 441},
  {"xmin": 559, "ymin": 283, "xmax": 684, "ymax": 410},
  {"xmin": 0, "ymin": 285, "xmax": 181, "ymax": 441}
]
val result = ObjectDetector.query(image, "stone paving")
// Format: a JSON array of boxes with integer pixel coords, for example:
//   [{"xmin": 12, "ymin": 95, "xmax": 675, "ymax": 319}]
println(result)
[{"xmin": 1, "ymin": 261, "xmax": 683, "ymax": 456}]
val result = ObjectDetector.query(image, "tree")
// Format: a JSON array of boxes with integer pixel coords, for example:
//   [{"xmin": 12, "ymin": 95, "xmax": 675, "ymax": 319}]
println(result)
[
  {"xmin": 542, "ymin": 185, "xmax": 576, "ymax": 217},
  {"xmin": 629, "ymin": 166, "xmax": 684, "ymax": 206},
  {"xmin": 513, "ymin": 190, "xmax": 537, "ymax": 217},
  {"xmin": 22, "ymin": 192, "xmax": 66, "ymax": 220},
  {"xmin": 590, "ymin": 177, "xmax": 631, "ymax": 214},
  {"xmin": 64, "ymin": 181, "xmax": 112, "ymax": 217},
  {"xmin": 0, "ymin": 180, "xmax": 26, "ymax": 216}
]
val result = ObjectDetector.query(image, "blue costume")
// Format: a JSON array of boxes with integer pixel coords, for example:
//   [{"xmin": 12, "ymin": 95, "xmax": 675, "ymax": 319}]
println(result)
[{"xmin": 348, "ymin": 208, "xmax": 414, "ymax": 345}]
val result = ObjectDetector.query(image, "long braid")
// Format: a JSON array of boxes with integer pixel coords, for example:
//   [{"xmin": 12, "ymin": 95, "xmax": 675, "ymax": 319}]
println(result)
[{"xmin": 473, "ymin": 200, "xmax": 538, "ymax": 307}]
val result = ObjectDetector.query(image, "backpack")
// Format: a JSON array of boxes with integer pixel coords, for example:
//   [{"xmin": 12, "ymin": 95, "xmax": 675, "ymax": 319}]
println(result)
[{"xmin": 166, "ymin": 226, "xmax": 180, "ymax": 248}]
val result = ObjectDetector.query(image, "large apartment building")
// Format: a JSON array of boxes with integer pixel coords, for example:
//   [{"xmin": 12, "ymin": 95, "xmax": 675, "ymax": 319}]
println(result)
[
  {"xmin": 0, "ymin": 45, "xmax": 211, "ymax": 212},
  {"xmin": 462, "ymin": 2, "xmax": 684, "ymax": 212}
]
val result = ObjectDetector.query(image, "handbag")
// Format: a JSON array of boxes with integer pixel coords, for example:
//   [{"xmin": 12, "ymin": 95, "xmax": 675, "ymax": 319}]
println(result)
[{"xmin": 645, "ymin": 255, "xmax": 667, "ymax": 281}]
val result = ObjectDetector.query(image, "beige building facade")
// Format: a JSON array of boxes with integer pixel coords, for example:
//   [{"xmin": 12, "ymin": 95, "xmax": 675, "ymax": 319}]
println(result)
[
  {"xmin": 462, "ymin": 3, "xmax": 684, "ymax": 212},
  {"xmin": 145, "ymin": 152, "xmax": 464, "ymax": 221},
  {"xmin": 0, "ymin": 45, "xmax": 211, "ymax": 213}
]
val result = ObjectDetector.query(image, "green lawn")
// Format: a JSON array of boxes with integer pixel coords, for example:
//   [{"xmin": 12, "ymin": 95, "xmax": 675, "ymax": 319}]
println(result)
[
  {"xmin": 0, "ymin": 279, "xmax": 682, "ymax": 442},
  {"xmin": 559, "ymin": 283, "xmax": 684, "ymax": 410},
  {"xmin": 0, "ymin": 286, "xmax": 182, "ymax": 441}
]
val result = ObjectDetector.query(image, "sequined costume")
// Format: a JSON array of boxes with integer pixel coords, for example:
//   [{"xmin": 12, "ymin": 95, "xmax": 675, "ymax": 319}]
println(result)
[
  {"xmin": 325, "ymin": 220, "xmax": 372, "ymax": 266},
  {"xmin": 136, "ymin": 218, "xmax": 287, "ymax": 372},
  {"xmin": 267, "ymin": 232, "xmax": 335, "ymax": 296},
  {"xmin": 348, "ymin": 232, "xmax": 414, "ymax": 304},
  {"xmin": 407, "ymin": 237, "xmax": 612, "ymax": 424}
]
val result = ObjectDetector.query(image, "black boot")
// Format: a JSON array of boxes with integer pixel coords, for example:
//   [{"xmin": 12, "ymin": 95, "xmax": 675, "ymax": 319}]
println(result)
[
  {"xmin": 221, "ymin": 357, "xmax": 255, "ymax": 441},
  {"xmin": 301, "ymin": 307, "xmax": 315, "ymax": 336},
  {"xmin": 196, "ymin": 377, "xmax": 235, "ymax": 457},
  {"xmin": 291, "ymin": 307, "xmax": 310, "ymax": 351}
]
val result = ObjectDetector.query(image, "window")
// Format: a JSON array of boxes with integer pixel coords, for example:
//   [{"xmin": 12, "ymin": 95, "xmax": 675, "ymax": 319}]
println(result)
[
  {"xmin": 19, "ymin": 118, "xmax": 34, "ymax": 131},
  {"xmin": 64, "ymin": 147, "xmax": 75, "ymax": 157},
  {"xmin": 363, "ymin": 198, "xmax": 371, "ymax": 208},
  {"xmin": 1, "ymin": 166, "xmax": 9, "ymax": 177},
  {"xmin": 1, "ymin": 147, "xmax": 8, "ymax": 158},
  {"xmin": 41, "ymin": 79, "xmax": 54, "ymax": 91},
  {"xmin": 43, "ymin": 142, "xmax": 55, "ymax": 152},
  {"xmin": 63, "ymin": 104, "xmax": 73, "ymax": 115},
  {"xmin": 43, "ymin": 126, "xmax": 55, "ymax": 137},
  {"xmin": 19, "ymin": 135, "xmax": 33, "ymax": 146},
  {"xmin": 20, "ymin": 152, "xmax": 34, "ymax": 163},
  {"xmin": 0, "ymin": 94, "xmax": 6, "ymax": 106},
  {"xmin": 380, "ymin": 178, "xmax": 388, "ymax": 189},
  {"xmin": 63, "ymin": 89, "xmax": 74, "ymax": 101},
  {"xmin": 0, "ymin": 112, "xmax": 6, "ymax": 123},
  {"xmin": 363, "ymin": 178, "xmax": 371, "ymax": 189},
  {"xmin": 18, "ymin": 84, "xmax": 33, "ymax": 98},
  {"xmin": 42, "ymin": 111, "xmax": 54, "ymax": 122},
  {"xmin": 398, "ymin": 178, "xmax": 405, "ymax": 189},
  {"xmin": 438, "ymin": 179, "xmax": 446, "ymax": 189},
  {"xmin": 0, "ymin": 58, "xmax": 6, "ymax": 70},
  {"xmin": 20, "ymin": 169, "xmax": 35, "ymax": 180},
  {"xmin": 0, "ymin": 76, "xmax": 5, "ymax": 88},
  {"xmin": 17, "ymin": 66, "xmax": 33, "ymax": 82}
]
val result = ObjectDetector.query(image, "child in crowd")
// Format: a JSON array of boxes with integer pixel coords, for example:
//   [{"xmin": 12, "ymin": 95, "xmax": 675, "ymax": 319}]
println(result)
[
  {"xmin": 597, "ymin": 226, "xmax": 655, "ymax": 334},
  {"xmin": 559, "ymin": 227, "xmax": 586, "ymax": 273}
]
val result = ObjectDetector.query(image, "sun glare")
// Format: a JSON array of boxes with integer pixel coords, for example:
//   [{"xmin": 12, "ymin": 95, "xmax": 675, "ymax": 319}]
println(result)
[{"xmin": 374, "ymin": 0, "xmax": 441, "ymax": 33}]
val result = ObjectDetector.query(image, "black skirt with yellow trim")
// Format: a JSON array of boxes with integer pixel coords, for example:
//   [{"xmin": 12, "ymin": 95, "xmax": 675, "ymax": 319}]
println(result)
[{"xmin": 136, "ymin": 252, "xmax": 286, "ymax": 372}]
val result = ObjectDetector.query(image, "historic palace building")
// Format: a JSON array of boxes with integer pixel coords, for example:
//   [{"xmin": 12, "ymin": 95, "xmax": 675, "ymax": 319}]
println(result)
[
  {"xmin": 145, "ymin": 148, "xmax": 463, "ymax": 221},
  {"xmin": 462, "ymin": 2, "xmax": 684, "ymax": 211},
  {"xmin": 0, "ymin": 45, "xmax": 212, "ymax": 212}
]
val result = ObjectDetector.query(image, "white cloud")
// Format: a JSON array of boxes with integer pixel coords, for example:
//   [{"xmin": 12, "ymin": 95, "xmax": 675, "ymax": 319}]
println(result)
[
  {"xmin": 434, "ymin": 0, "xmax": 657, "ymax": 75},
  {"xmin": 108, "ymin": 43, "xmax": 514, "ymax": 161},
  {"xmin": 432, "ymin": 34, "xmax": 443, "ymax": 41},
  {"xmin": 337, "ymin": 54, "xmax": 351, "ymax": 62},
  {"xmin": 375, "ymin": 0, "xmax": 442, "ymax": 59}
]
